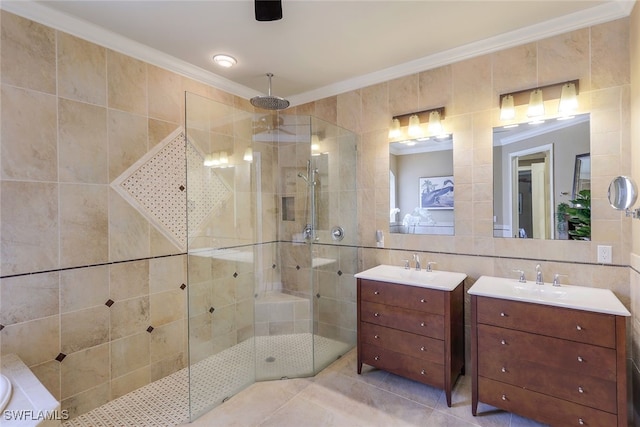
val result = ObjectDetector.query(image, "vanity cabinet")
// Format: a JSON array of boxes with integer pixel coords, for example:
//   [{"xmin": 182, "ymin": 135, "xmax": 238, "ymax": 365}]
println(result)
[
  {"xmin": 471, "ymin": 295, "xmax": 628, "ymax": 426},
  {"xmin": 357, "ymin": 277, "xmax": 465, "ymax": 407}
]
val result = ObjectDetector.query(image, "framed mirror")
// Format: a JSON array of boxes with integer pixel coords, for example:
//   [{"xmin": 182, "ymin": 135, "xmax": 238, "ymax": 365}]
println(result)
[
  {"xmin": 493, "ymin": 113, "xmax": 590, "ymax": 240},
  {"xmin": 389, "ymin": 135, "xmax": 454, "ymax": 235}
]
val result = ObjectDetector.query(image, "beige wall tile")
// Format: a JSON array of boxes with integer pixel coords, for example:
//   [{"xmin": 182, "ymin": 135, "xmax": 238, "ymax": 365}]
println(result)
[
  {"xmin": 150, "ymin": 319, "xmax": 184, "ymax": 363},
  {"xmin": 109, "ymin": 189, "xmax": 150, "ymax": 262},
  {"xmin": 107, "ymin": 50, "xmax": 147, "ymax": 115},
  {"xmin": 148, "ymin": 65, "xmax": 183, "ymax": 124},
  {"xmin": 492, "ymin": 43, "xmax": 537, "ymax": 96},
  {"xmin": 60, "ymin": 183, "xmax": 109, "ymax": 268},
  {"xmin": 111, "ymin": 366, "xmax": 150, "ymax": 400},
  {"xmin": 58, "ymin": 99, "xmax": 108, "ymax": 184},
  {"xmin": 61, "ymin": 343, "xmax": 110, "ymax": 399},
  {"xmin": 1, "ymin": 85, "xmax": 57, "ymax": 181},
  {"xmin": 110, "ymin": 296, "xmax": 150, "ymax": 340},
  {"xmin": 61, "ymin": 382, "xmax": 110, "ymax": 420},
  {"xmin": 0, "ymin": 272, "xmax": 58, "ymax": 325},
  {"xmin": 111, "ymin": 332, "xmax": 150, "ymax": 378},
  {"xmin": 150, "ymin": 289, "xmax": 185, "ymax": 327},
  {"xmin": 1, "ymin": 316, "xmax": 59, "ymax": 366},
  {"xmin": 1, "ymin": 181, "xmax": 58, "ymax": 275},
  {"xmin": 150, "ymin": 255, "xmax": 186, "ymax": 293},
  {"xmin": 108, "ymin": 109, "xmax": 148, "ymax": 181},
  {"xmin": 61, "ymin": 305, "xmax": 110, "ymax": 354},
  {"xmin": 592, "ymin": 18, "xmax": 630, "ymax": 90},
  {"xmin": 57, "ymin": 32, "xmax": 107, "ymax": 105},
  {"xmin": 110, "ymin": 259, "xmax": 149, "ymax": 301},
  {"xmin": 538, "ymin": 28, "xmax": 590, "ymax": 90},
  {"xmin": 60, "ymin": 265, "xmax": 109, "ymax": 313},
  {"xmin": 30, "ymin": 360, "xmax": 61, "ymax": 401},
  {"xmin": 1, "ymin": 12, "xmax": 56, "ymax": 94}
]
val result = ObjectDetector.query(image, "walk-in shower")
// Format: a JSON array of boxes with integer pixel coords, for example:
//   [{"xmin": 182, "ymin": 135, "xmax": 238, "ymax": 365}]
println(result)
[{"xmin": 185, "ymin": 92, "xmax": 358, "ymax": 421}]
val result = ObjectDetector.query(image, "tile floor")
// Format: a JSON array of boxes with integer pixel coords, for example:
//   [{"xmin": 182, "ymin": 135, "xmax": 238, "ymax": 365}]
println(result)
[{"xmin": 184, "ymin": 348, "xmax": 547, "ymax": 427}]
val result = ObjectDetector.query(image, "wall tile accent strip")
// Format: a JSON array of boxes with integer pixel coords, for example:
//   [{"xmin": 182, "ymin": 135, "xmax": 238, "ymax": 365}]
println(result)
[{"xmin": 111, "ymin": 127, "xmax": 231, "ymax": 251}]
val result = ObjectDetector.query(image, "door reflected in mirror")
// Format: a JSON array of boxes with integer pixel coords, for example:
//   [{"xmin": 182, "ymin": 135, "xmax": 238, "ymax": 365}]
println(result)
[
  {"xmin": 390, "ymin": 135, "xmax": 454, "ymax": 235},
  {"xmin": 493, "ymin": 113, "xmax": 590, "ymax": 240}
]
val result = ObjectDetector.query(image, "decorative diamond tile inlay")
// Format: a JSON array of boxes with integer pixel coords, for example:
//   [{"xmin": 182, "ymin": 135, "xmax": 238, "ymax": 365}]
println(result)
[
  {"xmin": 180, "ymin": 283, "xmax": 186, "ymax": 290},
  {"xmin": 105, "ymin": 299, "xmax": 114, "ymax": 307},
  {"xmin": 111, "ymin": 127, "xmax": 232, "ymax": 251},
  {"xmin": 147, "ymin": 326, "xmax": 154, "ymax": 333},
  {"xmin": 55, "ymin": 353, "xmax": 66, "ymax": 362}
]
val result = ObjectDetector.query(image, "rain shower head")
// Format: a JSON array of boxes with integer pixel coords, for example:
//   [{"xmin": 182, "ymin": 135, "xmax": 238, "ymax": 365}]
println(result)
[{"xmin": 250, "ymin": 73, "xmax": 290, "ymax": 111}]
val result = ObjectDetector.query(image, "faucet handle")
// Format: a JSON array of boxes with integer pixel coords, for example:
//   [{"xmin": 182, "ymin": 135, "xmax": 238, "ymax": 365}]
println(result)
[
  {"xmin": 552, "ymin": 273, "xmax": 568, "ymax": 287},
  {"xmin": 426, "ymin": 261, "xmax": 437, "ymax": 272},
  {"xmin": 402, "ymin": 259, "xmax": 410, "ymax": 269},
  {"xmin": 512, "ymin": 269, "xmax": 526, "ymax": 283}
]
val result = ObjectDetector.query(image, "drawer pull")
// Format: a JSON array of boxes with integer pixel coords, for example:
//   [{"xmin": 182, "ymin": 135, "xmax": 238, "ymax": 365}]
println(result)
[
  {"xmin": 420, "ymin": 322, "xmax": 425, "ymax": 327},
  {"xmin": 501, "ymin": 367, "xmax": 507, "ymax": 373},
  {"xmin": 500, "ymin": 339, "xmax": 506, "ymax": 345},
  {"xmin": 578, "ymin": 386, "xmax": 584, "ymax": 393},
  {"xmin": 500, "ymin": 312, "xmax": 506, "ymax": 317},
  {"xmin": 420, "ymin": 298, "xmax": 426, "ymax": 303},
  {"xmin": 501, "ymin": 394, "xmax": 507, "ymax": 401},
  {"xmin": 420, "ymin": 346, "xmax": 426, "ymax": 351},
  {"xmin": 577, "ymin": 356, "xmax": 583, "ymax": 362},
  {"xmin": 374, "ymin": 312, "xmax": 380, "ymax": 317},
  {"xmin": 576, "ymin": 325, "xmax": 582, "ymax": 331},
  {"xmin": 374, "ymin": 291, "xmax": 379, "ymax": 295},
  {"xmin": 420, "ymin": 369, "xmax": 425, "ymax": 375},
  {"xmin": 374, "ymin": 356, "xmax": 379, "ymax": 361},
  {"xmin": 578, "ymin": 419, "xmax": 584, "ymax": 425},
  {"xmin": 374, "ymin": 335, "xmax": 379, "ymax": 339}
]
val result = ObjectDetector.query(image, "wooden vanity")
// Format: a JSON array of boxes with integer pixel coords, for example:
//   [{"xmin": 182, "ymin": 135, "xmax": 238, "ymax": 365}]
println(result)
[
  {"xmin": 469, "ymin": 276, "xmax": 630, "ymax": 426},
  {"xmin": 355, "ymin": 265, "xmax": 467, "ymax": 407}
]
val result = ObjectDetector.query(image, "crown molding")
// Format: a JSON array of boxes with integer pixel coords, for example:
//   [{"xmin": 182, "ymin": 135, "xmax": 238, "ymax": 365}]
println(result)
[{"xmin": 2, "ymin": 1, "xmax": 634, "ymax": 107}]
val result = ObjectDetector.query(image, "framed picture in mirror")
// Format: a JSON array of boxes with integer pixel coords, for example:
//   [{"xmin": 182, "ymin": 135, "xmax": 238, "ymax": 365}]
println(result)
[{"xmin": 419, "ymin": 176, "xmax": 454, "ymax": 209}]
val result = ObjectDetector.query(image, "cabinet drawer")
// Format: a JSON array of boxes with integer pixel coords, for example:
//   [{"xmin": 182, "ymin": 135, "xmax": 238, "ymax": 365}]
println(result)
[
  {"xmin": 361, "ymin": 342, "xmax": 444, "ymax": 388},
  {"xmin": 359, "ymin": 279, "xmax": 445, "ymax": 315},
  {"xmin": 361, "ymin": 300, "xmax": 444, "ymax": 339},
  {"xmin": 478, "ymin": 376, "xmax": 618, "ymax": 427},
  {"xmin": 476, "ymin": 296, "xmax": 616, "ymax": 348},
  {"xmin": 360, "ymin": 321, "xmax": 444, "ymax": 363},
  {"xmin": 478, "ymin": 324, "xmax": 616, "ymax": 381},
  {"xmin": 478, "ymin": 349, "xmax": 617, "ymax": 413}
]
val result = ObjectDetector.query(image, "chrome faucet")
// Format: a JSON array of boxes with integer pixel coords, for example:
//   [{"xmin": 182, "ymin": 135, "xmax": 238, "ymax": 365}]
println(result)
[
  {"xmin": 535, "ymin": 264, "xmax": 543, "ymax": 285},
  {"xmin": 413, "ymin": 254, "xmax": 421, "ymax": 271},
  {"xmin": 513, "ymin": 269, "xmax": 526, "ymax": 283},
  {"xmin": 403, "ymin": 259, "xmax": 410, "ymax": 270},
  {"xmin": 552, "ymin": 273, "xmax": 567, "ymax": 287},
  {"xmin": 426, "ymin": 261, "xmax": 436, "ymax": 272}
]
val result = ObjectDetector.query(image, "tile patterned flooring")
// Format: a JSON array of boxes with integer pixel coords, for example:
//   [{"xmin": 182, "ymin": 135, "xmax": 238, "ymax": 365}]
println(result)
[{"xmin": 186, "ymin": 348, "xmax": 548, "ymax": 427}]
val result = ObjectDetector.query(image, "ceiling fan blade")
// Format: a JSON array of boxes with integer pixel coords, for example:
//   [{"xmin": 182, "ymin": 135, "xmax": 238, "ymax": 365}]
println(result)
[{"xmin": 255, "ymin": 0, "xmax": 282, "ymax": 21}]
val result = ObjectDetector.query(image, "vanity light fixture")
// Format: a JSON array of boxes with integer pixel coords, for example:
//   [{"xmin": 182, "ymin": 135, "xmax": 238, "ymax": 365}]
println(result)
[
  {"xmin": 499, "ymin": 80, "xmax": 579, "ymax": 123},
  {"xmin": 219, "ymin": 151, "xmax": 229, "ymax": 167},
  {"xmin": 389, "ymin": 107, "xmax": 446, "ymax": 140},
  {"xmin": 558, "ymin": 81, "xmax": 578, "ymax": 118},
  {"xmin": 204, "ymin": 153, "xmax": 220, "ymax": 168},
  {"xmin": 243, "ymin": 147, "xmax": 253, "ymax": 162},
  {"xmin": 499, "ymin": 94, "xmax": 515, "ymax": 121},
  {"xmin": 212, "ymin": 54, "xmax": 237, "ymax": 68},
  {"xmin": 407, "ymin": 114, "xmax": 423, "ymax": 137},
  {"xmin": 388, "ymin": 118, "xmax": 401, "ymax": 139}
]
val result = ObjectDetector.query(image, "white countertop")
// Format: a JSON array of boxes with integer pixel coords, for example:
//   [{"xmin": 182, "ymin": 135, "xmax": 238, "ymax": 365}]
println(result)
[
  {"xmin": 468, "ymin": 275, "xmax": 631, "ymax": 316},
  {"xmin": 355, "ymin": 264, "xmax": 466, "ymax": 291}
]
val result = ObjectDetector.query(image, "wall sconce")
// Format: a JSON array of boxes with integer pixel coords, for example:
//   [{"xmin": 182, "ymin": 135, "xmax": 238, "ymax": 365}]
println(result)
[
  {"xmin": 243, "ymin": 147, "xmax": 253, "ymax": 162},
  {"xmin": 499, "ymin": 79, "xmax": 579, "ymax": 123},
  {"xmin": 389, "ymin": 107, "xmax": 446, "ymax": 140}
]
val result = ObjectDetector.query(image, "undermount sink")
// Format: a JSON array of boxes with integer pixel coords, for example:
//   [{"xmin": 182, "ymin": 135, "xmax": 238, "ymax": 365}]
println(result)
[
  {"xmin": 468, "ymin": 275, "xmax": 630, "ymax": 316},
  {"xmin": 354, "ymin": 264, "xmax": 467, "ymax": 291}
]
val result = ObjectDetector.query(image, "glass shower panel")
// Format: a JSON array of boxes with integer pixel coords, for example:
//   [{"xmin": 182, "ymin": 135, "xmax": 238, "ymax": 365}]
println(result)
[
  {"xmin": 308, "ymin": 117, "xmax": 358, "ymax": 374},
  {"xmin": 185, "ymin": 92, "xmax": 256, "ymax": 420}
]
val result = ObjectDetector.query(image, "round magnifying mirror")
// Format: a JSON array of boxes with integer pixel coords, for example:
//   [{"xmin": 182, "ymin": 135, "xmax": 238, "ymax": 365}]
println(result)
[{"xmin": 608, "ymin": 176, "xmax": 638, "ymax": 210}]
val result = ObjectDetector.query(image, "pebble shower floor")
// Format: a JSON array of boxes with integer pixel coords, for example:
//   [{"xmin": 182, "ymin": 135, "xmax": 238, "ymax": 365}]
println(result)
[{"xmin": 62, "ymin": 334, "xmax": 350, "ymax": 427}]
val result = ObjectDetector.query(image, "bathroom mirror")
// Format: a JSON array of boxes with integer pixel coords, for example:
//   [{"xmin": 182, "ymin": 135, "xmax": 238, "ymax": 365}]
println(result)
[
  {"xmin": 493, "ymin": 113, "xmax": 590, "ymax": 239},
  {"xmin": 608, "ymin": 176, "xmax": 637, "ymax": 210},
  {"xmin": 389, "ymin": 135, "xmax": 454, "ymax": 235}
]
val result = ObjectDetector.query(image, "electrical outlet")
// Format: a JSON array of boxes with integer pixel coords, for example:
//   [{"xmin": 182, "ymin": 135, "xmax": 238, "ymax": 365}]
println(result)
[{"xmin": 597, "ymin": 245, "xmax": 612, "ymax": 264}]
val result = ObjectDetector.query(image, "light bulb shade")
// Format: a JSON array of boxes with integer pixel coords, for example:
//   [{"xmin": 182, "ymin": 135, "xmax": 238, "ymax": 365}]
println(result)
[
  {"xmin": 499, "ymin": 94, "xmax": 515, "ymax": 121},
  {"xmin": 243, "ymin": 147, "xmax": 253, "ymax": 162},
  {"xmin": 558, "ymin": 82, "xmax": 578, "ymax": 115},
  {"xmin": 527, "ymin": 89, "xmax": 544, "ymax": 118},
  {"xmin": 212, "ymin": 54, "xmax": 237, "ymax": 68},
  {"xmin": 427, "ymin": 110, "xmax": 443, "ymax": 134},
  {"xmin": 204, "ymin": 153, "xmax": 220, "ymax": 167},
  {"xmin": 388, "ymin": 118, "xmax": 401, "ymax": 139},
  {"xmin": 408, "ymin": 114, "xmax": 422, "ymax": 137},
  {"xmin": 219, "ymin": 151, "xmax": 229, "ymax": 165}
]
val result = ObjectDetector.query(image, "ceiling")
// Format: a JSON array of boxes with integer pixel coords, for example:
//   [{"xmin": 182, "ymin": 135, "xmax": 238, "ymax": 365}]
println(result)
[{"xmin": 3, "ymin": 1, "xmax": 634, "ymax": 107}]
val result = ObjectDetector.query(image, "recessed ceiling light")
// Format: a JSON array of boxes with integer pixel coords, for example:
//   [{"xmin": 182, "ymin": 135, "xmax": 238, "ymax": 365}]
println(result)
[{"xmin": 212, "ymin": 54, "xmax": 237, "ymax": 68}]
